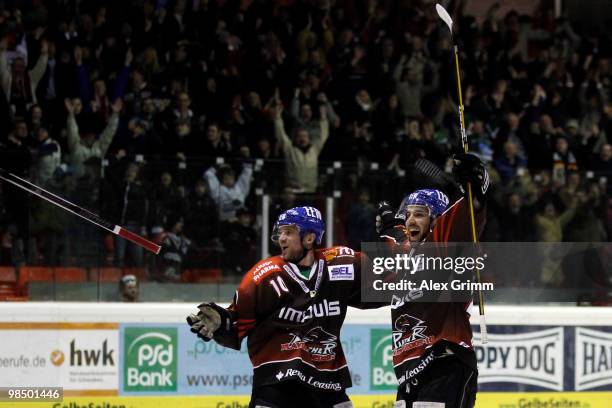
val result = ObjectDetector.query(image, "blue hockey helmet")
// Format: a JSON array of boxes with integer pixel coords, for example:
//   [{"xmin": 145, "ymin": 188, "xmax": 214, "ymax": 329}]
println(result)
[
  {"xmin": 272, "ymin": 206, "xmax": 325, "ymax": 245},
  {"xmin": 397, "ymin": 189, "xmax": 449, "ymax": 219}
]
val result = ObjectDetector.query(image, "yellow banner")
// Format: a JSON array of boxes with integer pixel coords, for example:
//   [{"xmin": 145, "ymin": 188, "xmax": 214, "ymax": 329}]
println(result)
[{"xmin": 2, "ymin": 393, "xmax": 611, "ymax": 408}]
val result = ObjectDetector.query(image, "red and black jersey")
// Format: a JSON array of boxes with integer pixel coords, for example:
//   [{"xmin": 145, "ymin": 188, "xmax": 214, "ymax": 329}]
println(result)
[
  {"xmin": 213, "ymin": 246, "xmax": 369, "ymax": 391},
  {"xmin": 387, "ymin": 198, "xmax": 486, "ymax": 386}
]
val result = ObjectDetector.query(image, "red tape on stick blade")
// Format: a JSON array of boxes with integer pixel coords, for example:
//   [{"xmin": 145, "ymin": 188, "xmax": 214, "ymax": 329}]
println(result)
[{"xmin": 117, "ymin": 227, "xmax": 161, "ymax": 254}]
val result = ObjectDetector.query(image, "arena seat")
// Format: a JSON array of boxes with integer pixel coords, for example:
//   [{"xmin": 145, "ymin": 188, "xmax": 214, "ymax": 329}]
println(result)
[
  {"xmin": 16, "ymin": 266, "xmax": 53, "ymax": 298},
  {"xmin": 123, "ymin": 267, "xmax": 148, "ymax": 281},
  {"xmin": 19, "ymin": 266, "xmax": 53, "ymax": 284},
  {"xmin": 0, "ymin": 283, "xmax": 25, "ymax": 301},
  {"xmin": 0, "ymin": 266, "xmax": 16, "ymax": 283},
  {"xmin": 90, "ymin": 267, "xmax": 123, "ymax": 282},
  {"xmin": 184, "ymin": 268, "xmax": 223, "ymax": 283},
  {"xmin": 54, "ymin": 267, "xmax": 87, "ymax": 282}
]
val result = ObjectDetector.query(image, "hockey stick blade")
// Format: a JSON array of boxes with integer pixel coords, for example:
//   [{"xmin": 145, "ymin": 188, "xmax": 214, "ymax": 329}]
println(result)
[
  {"xmin": 118, "ymin": 227, "xmax": 161, "ymax": 254},
  {"xmin": 436, "ymin": 3, "xmax": 453, "ymax": 33},
  {"xmin": 413, "ymin": 159, "xmax": 462, "ymax": 199}
]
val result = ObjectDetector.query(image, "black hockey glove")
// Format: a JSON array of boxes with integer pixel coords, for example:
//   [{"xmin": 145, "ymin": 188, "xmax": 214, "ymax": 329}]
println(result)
[
  {"xmin": 453, "ymin": 153, "xmax": 490, "ymax": 202},
  {"xmin": 187, "ymin": 302, "xmax": 233, "ymax": 342},
  {"xmin": 376, "ymin": 201, "xmax": 405, "ymax": 235}
]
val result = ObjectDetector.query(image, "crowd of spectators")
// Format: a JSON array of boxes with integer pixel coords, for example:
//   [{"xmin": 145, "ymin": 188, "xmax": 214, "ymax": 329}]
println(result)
[{"xmin": 0, "ymin": 0, "xmax": 610, "ymax": 285}]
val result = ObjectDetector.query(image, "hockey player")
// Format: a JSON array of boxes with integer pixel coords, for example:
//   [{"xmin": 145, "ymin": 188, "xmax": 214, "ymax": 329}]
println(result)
[
  {"xmin": 187, "ymin": 206, "xmax": 368, "ymax": 408},
  {"xmin": 376, "ymin": 153, "xmax": 489, "ymax": 408}
]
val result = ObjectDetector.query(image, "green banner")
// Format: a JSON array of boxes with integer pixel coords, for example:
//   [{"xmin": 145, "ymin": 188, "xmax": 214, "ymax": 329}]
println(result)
[
  {"xmin": 370, "ymin": 328, "xmax": 396, "ymax": 391},
  {"xmin": 123, "ymin": 327, "xmax": 178, "ymax": 392}
]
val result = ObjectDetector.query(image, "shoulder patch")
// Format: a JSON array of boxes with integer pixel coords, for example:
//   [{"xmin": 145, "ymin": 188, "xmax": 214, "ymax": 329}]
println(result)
[
  {"xmin": 321, "ymin": 246, "xmax": 355, "ymax": 262},
  {"xmin": 252, "ymin": 260, "xmax": 281, "ymax": 283},
  {"xmin": 321, "ymin": 248, "xmax": 338, "ymax": 262},
  {"xmin": 327, "ymin": 264, "xmax": 354, "ymax": 281}
]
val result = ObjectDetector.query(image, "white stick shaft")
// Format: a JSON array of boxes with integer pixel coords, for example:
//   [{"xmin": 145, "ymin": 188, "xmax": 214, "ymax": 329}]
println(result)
[
  {"xmin": 0, "ymin": 174, "xmax": 116, "ymax": 234},
  {"xmin": 3, "ymin": 170, "xmax": 104, "ymax": 221},
  {"xmin": 0, "ymin": 169, "xmax": 161, "ymax": 254},
  {"xmin": 480, "ymin": 314, "xmax": 488, "ymax": 344}
]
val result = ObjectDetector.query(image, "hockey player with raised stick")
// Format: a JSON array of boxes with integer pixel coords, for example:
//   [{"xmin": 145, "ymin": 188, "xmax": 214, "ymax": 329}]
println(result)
[
  {"xmin": 376, "ymin": 153, "xmax": 489, "ymax": 408},
  {"xmin": 187, "ymin": 206, "xmax": 370, "ymax": 408}
]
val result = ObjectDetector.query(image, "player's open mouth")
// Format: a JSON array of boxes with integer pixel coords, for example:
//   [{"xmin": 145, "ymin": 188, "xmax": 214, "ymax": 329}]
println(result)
[{"xmin": 409, "ymin": 228, "xmax": 421, "ymax": 239}]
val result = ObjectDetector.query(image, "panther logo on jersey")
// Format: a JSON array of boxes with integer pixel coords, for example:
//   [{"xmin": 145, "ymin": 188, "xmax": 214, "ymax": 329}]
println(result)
[
  {"xmin": 392, "ymin": 314, "xmax": 434, "ymax": 356},
  {"xmin": 394, "ymin": 314, "xmax": 427, "ymax": 335},
  {"xmin": 281, "ymin": 326, "xmax": 338, "ymax": 362}
]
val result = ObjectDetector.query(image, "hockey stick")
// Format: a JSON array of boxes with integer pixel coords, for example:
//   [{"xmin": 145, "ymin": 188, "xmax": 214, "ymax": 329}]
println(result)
[
  {"xmin": 0, "ymin": 167, "xmax": 161, "ymax": 254},
  {"xmin": 413, "ymin": 158, "xmax": 462, "ymax": 198},
  {"xmin": 436, "ymin": 3, "xmax": 488, "ymax": 343}
]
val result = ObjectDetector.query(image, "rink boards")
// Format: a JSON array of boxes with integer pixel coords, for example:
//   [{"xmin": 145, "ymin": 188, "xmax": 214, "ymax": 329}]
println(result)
[{"xmin": 0, "ymin": 303, "xmax": 611, "ymax": 407}]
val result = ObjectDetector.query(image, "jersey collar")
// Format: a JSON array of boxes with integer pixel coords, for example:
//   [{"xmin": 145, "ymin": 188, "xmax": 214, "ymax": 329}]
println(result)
[{"xmin": 283, "ymin": 259, "xmax": 324, "ymax": 298}]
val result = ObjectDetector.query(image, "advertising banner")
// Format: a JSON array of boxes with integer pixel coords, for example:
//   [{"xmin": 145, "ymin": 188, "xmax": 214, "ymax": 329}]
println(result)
[
  {"xmin": 473, "ymin": 325, "xmax": 612, "ymax": 392},
  {"xmin": 129, "ymin": 323, "xmax": 372, "ymax": 395},
  {"xmin": 178, "ymin": 323, "xmax": 252, "ymax": 395},
  {"xmin": 116, "ymin": 323, "xmax": 612, "ymax": 395},
  {"xmin": 0, "ymin": 323, "xmax": 118, "ymax": 393},
  {"xmin": 1, "ymin": 305, "xmax": 612, "ymax": 407},
  {"xmin": 3, "ymin": 392, "xmax": 612, "ymax": 408},
  {"xmin": 474, "ymin": 327, "xmax": 565, "ymax": 391},
  {"xmin": 369, "ymin": 328, "xmax": 396, "ymax": 391},
  {"xmin": 120, "ymin": 325, "xmax": 179, "ymax": 394},
  {"xmin": 574, "ymin": 327, "xmax": 612, "ymax": 391}
]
